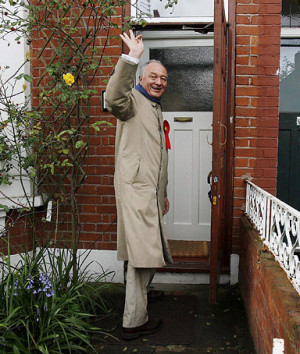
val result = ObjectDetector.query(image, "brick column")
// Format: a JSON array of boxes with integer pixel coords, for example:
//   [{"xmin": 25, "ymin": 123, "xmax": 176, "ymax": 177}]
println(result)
[{"xmin": 232, "ymin": 0, "xmax": 281, "ymax": 253}]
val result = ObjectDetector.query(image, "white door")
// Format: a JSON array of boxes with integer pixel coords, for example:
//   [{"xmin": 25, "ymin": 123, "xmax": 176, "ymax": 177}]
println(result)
[
  {"xmin": 139, "ymin": 31, "xmax": 214, "ymax": 241},
  {"xmin": 164, "ymin": 112, "xmax": 212, "ymax": 241}
]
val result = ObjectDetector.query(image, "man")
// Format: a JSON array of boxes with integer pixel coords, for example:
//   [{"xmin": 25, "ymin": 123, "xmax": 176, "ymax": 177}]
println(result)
[{"xmin": 105, "ymin": 30, "xmax": 173, "ymax": 340}]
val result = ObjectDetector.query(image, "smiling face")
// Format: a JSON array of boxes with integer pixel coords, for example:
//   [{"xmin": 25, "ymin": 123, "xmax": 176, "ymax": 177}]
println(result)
[{"xmin": 139, "ymin": 62, "xmax": 168, "ymax": 99}]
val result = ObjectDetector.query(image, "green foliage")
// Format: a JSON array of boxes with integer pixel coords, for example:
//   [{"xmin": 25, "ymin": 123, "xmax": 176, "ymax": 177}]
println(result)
[
  {"xmin": 164, "ymin": 0, "xmax": 179, "ymax": 9},
  {"xmin": 0, "ymin": 245, "xmax": 114, "ymax": 353}
]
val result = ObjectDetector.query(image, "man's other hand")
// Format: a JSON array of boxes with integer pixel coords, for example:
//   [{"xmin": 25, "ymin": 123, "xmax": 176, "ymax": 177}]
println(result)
[{"xmin": 163, "ymin": 197, "xmax": 170, "ymax": 215}]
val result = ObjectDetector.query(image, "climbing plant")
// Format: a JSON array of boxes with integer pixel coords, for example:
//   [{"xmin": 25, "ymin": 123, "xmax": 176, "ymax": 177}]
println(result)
[{"xmin": 0, "ymin": 0, "xmax": 134, "ymax": 263}]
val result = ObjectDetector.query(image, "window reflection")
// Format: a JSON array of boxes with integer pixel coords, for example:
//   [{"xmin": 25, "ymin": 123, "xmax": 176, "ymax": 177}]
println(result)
[
  {"xmin": 150, "ymin": 47, "xmax": 214, "ymax": 112},
  {"xmin": 135, "ymin": 0, "xmax": 214, "ymax": 18},
  {"xmin": 280, "ymin": 39, "xmax": 300, "ymax": 112}
]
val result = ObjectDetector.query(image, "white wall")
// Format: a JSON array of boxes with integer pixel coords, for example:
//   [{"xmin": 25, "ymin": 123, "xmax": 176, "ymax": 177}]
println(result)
[
  {"xmin": 0, "ymin": 4, "xmax": 34, "ymax": 232},
  {"xmin": 1, "ymin": 248, "xmax": 230, "ymax": 285}
]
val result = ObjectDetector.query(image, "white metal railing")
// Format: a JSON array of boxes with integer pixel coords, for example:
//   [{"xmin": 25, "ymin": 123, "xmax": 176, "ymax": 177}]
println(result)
[{"xmin": 246, "ymin": 181, "xmax": 300, "ymax": 295}]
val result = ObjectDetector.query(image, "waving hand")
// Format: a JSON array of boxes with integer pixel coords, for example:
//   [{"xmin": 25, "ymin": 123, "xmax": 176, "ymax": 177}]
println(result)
[{"xmin": 120, "ymin": 30, "xmax": 144, "ymax": 59}]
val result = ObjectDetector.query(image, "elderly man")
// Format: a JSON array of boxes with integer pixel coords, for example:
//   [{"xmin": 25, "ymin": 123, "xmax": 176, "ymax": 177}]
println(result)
[{"xmin": 105, "ymin": 30, "xmax": 173, "ymax": 340}]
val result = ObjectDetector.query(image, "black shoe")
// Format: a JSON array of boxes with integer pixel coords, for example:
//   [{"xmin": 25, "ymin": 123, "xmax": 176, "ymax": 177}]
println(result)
[
  {"xmin": 147, "ymin": 290, "xmax": 165, "ymax": 302},
  {"xmin": 121, "ymin": 318, "xmax": 162, "ymax": 340}
]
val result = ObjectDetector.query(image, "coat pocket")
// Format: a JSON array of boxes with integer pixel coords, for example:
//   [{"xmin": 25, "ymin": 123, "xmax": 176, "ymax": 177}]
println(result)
[{"xmin": 120, "ymin": 152, "xmax": 144, "ymax": 185}]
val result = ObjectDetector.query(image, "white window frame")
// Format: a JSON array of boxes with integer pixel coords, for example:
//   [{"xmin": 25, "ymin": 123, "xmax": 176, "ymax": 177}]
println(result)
[
  {"xmin": 281, "ymin": 28, "xmax": 300, "ymax": 38},
  {"xmin": 130, "ymin": 0, "xmax": 228, "ymax": 24}
]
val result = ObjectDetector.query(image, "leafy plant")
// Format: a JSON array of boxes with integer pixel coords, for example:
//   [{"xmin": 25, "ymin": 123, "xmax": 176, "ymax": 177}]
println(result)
[{"xmin": 0, "ymin": 243, "xmax": 114, "ymax": 353}]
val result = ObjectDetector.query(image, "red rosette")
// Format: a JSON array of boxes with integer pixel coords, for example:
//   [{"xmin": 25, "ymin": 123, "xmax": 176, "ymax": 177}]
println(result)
[{"xmin": 163, "ymin": 120, "xmax": 171, "ymax": 149}]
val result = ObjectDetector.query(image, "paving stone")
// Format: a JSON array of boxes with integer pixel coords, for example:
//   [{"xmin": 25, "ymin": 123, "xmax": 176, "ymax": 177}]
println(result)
[{"xmin": 91, "ymin": 284, "xmax": 256, "ymax": 353}]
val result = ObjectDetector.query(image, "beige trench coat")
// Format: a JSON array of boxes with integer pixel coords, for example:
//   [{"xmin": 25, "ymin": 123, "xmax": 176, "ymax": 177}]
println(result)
[{"xmin": 105, "ymin": 57, "xmax": 173, "ymax": 268}]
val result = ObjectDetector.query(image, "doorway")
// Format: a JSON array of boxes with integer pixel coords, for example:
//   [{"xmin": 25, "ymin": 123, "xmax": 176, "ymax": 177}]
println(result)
[{"xmin": 138, "ymin": 31, "xmax": 214, "ymax": 242}]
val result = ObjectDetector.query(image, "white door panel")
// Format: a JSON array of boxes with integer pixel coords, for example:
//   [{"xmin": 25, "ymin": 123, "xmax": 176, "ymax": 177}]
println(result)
[{"xmin": 163, "ymin": 112, "xmax": 212, "ymax": 241}]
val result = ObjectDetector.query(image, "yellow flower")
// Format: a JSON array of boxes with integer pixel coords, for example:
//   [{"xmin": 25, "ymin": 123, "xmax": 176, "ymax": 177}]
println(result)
[
  {"xmin": 25, "ymin": 50, "xmax": 31, "ymax": 61},
  {"xmin": 63, "ymin": 73, "xmax": 75, "ymax": 86}
]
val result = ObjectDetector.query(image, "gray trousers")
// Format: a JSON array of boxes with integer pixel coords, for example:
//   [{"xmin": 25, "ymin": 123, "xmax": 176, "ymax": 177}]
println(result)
[{"xmin": 123, "ymin": 264, "xmax": 156, "ymax": 328}]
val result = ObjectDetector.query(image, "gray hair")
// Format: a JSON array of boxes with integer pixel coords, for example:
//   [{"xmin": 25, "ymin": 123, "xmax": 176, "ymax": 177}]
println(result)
[{"xmin": 139, "ymin": 59, "xmax": 167, "ymax": 77}]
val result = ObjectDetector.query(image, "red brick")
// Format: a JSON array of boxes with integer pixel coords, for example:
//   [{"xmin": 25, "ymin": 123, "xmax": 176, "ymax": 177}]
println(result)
[
  {"xmin": 235, "ymin": 158, "xmax": 251, "ymax": 168},
  {"xmin": 236, "ymin": 56, "xmax": 250, "ymax": 65},
  {"xmin": 251, "ymin": 76, "xmax": 279, "ymax": 86},
  {"xmin": 235, "ymin": 97, "xmax": 250, "ymax": 106},
  {"xmin": 251, "ymin": 97, "xmax": 279, "ymax": 107},
  {"xmin": 236, "ymin": 66, "xmax": 258, "ymax": 75},
  {"xmin": 236, "ymin": 46, "xmax": 251, "ymax": 55},
  {"xmin": 257, "ymin": 54, "xmax": 280, "ymax": 66},
  {"xmin": 235, "ymin": 127, "xmax": 257, "ymax": 138},
  {"xmin": 257, "ymin": 4, "xmax": 281, "ymax": 15},
  {"xmin": 263, "ymin": 169, "xmax": 277, "ymax": 178},
  {"xmin": 235, "ymin": 138, "xmax": 252, "ymax": 147},
  {"xmin": 236, "ymin": 86, "xmax": 259, "ymax": 96},
  {"xmin": 236, "ymin": 76, "xmax": 252, "ymax": 85},
  {"xmin": 235, "ymin": 118, "xmax": 254, "ymax": 127},
  {"xmin": 236, "ymin": 4, "xmax": 259, "ymax": 14},
  {"xmin": 236, "ymin": 35, "xmax": 251, "ymax": 45},
  {"xmin": 252, "ymin": 14, "xmax": 281, "ymax": 26},
  {"xmin": 236, "ymin": 25, "xmax": 263, "ymax": 36},
  {"xmin": 259, "ymin": 118, "xmax": 279, "ymax": 128},
  {"xmin": 255, "ymin": 138, "xmax": 277, "ymax": 148},
  {"xmin": 235, "ymin": 107, "xmax": 258, "ymax": 117},
  {"xmin": 236, "ymin": 15, "xmax": 251, "ymax": 25},
  {"xmin": 235, "ymin": 148, "xmax": 263, "ymax": 158}
]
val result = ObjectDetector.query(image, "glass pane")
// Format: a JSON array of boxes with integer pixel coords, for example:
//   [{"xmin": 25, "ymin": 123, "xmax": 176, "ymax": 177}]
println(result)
[
  {"xmin": 280, "ymin": 39, "xmax": 300, "ymax": 112},
  {"xmin": 150, "ymin": 46, "xmax": 214, "ymax": 112},
  {"xmin": 135, "ymin": 0, "xmax": 214, "ymax": 18},
  {"xmin": 281, "ymin": 0, "xmax": 300, "ymax": 27}
]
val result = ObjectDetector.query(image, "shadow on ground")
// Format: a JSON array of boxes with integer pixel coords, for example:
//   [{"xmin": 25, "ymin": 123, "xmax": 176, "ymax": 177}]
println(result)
[{"xmin": 90, "ymin": 284, "xmax": 256, "ymax": 353}]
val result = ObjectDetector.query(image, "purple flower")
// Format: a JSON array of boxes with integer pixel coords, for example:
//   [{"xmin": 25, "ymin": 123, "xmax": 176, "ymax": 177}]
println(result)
[
  {"xmin": 46, "ymin": 289, "xmax": 54, "ymax": 297},
  {"xmin": 13, "ymin": 280, "xmax": 21, "ymax": 296},
  {"xmin": 26, "ymin": 276, "xmax": 34, "ymax": 290},
  {"xmin": 39, "ymin": 273, "xmax": 54, "ymax": 297}
]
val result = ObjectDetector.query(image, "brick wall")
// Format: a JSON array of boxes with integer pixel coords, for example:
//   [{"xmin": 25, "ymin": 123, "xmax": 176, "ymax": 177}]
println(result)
[
  {"xmin": 26, "ymin": 5, "xmax": 126, "ymax": 253},
  {"xmin": 239, "ymin": 216, "xmax": 300, "ymax": 354},
  {"xmin": 232, "ymin": 0, "xmax": 281, "ymax": 253}
]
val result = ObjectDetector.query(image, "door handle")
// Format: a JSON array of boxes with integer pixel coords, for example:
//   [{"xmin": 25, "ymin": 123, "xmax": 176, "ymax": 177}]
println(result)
[{"xmin": 174, "ymin": 117, "xmax": 193, "ymax": 122}]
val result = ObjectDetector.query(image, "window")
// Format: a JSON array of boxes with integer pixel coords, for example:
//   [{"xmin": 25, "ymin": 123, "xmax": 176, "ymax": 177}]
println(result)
[
  {"xmin": 131, "ymin": 0, "xmax": 228, "ymax": 24},
  {"xmin": 134, "ymin": 0, "xmax": 213, "ymax": 18},
  {"xmin": 150, "ymin": 46, "xmax": 214, "ymax": 111},
  {"xmin": 282, "ymin": 0, "xmax": 300, "ymax": 28},
  {"xmin": 280, "ymin": 38, "xmax": 300, "ymax": 112}
]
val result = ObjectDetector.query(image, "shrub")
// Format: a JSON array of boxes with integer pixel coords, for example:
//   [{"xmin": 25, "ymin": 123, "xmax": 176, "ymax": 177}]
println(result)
[{"xmin": 0, "ymin": 244, "xmax": 114, "ymax": 353}]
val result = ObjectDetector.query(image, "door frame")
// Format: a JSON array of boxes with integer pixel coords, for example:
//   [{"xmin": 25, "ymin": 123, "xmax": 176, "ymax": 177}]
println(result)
[
  {"xmin": 138, "ymin": 31, "xmax": 215, "ymax": 242},
  {"xmin": 209, "ymin": 0, "xmax": 232, "ymax": 304},
  {"xmin": 133, "ymin": 0, "xmax": 234, "ymax": 303}
]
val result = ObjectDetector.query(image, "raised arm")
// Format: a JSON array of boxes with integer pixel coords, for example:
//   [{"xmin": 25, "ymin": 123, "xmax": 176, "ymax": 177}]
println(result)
[{"xmin": 105, "ymin": 30, "xmax": 144, "ymax": 121}]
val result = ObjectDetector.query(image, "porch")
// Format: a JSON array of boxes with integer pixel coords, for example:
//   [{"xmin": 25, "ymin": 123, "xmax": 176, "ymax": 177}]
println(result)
[
  {"xmin": 92, "ymin": 283, "xmax": 256, "ymax": 353},
  {"xmin": 96, "ymin": 181, "xmax": 300, "ymax": 354}
]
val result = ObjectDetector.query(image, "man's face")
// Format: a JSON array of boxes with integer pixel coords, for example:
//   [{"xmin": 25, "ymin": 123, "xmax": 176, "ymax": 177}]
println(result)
[{"xmin": 139, "ymin": 62, "xmax": 168, "ymax": 99}]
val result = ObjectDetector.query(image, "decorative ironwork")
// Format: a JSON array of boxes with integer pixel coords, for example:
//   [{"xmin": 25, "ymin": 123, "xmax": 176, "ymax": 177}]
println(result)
[{"xmin": 245, "ymin": 181, "xmax": 300, "ymax": 295}]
